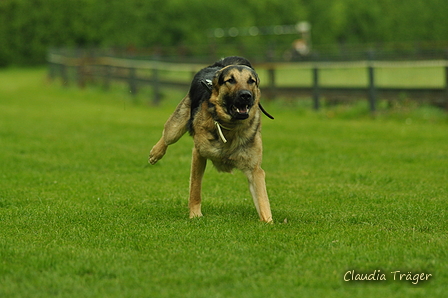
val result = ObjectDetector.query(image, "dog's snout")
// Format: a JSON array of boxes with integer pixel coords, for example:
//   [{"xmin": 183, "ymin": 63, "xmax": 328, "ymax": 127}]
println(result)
[{"xmin": 238, "ymin": 90, "xmax": 253, "ymax": 102}]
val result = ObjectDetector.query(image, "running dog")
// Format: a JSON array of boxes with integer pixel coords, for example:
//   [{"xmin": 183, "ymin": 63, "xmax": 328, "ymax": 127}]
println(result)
[{"xmin": 149, "ymin": 56, "xmax": 273, "ymax": 222}]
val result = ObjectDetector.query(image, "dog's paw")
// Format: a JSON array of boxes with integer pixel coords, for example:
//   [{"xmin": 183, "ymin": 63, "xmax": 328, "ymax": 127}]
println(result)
[
  {"xmin": 189, "ymin": 211, "xmax": 203, "ymax": 219},
  {"xmin": 149, "ymin": 142, "xmax": 167, "ymax": 165},
  {"xmin": 148, "ymin": 151, "xmax": 163, "ymax": 165},
  {"xmin": 148, "ymin": 154, "xmax": 159, "ymax": 165}
]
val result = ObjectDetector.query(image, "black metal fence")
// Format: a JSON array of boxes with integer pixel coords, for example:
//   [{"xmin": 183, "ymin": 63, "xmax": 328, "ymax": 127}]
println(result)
[{"xmin": 47, "ymin": 49, "xmax": 448, "ymax": 112}]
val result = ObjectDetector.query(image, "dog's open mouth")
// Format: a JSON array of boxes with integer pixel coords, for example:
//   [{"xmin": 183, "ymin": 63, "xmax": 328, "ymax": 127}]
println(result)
[
  {"xmin": 233, "ymin": 105, "xmax": 250, "ymax": 115},
  {"xmin": 231, "ymin": 104, "xmax": 251, "ymax": 119}
]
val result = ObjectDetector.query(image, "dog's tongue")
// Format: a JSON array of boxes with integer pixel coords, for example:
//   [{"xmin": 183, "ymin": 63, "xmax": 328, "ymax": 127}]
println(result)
[
  {"xmin": 237, "ymin": 106, "xmax": 248, "ymax": 114},
  {"xmin": 232, "ymin": 105, "xmax": 250, "ymax": 119}
]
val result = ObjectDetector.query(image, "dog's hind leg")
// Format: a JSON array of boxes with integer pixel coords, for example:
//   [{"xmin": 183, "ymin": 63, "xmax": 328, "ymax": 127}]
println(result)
[
  {"xmin": 245, "ymin": 166, "xmax": 273, "ymax": 223},
  {"xmin": 149, "ymin": 94, "xmax": 190, "ymax": 165},
  {"xmin": 189, "ymin": 147, "xmax": 207, "ymax": 218}
]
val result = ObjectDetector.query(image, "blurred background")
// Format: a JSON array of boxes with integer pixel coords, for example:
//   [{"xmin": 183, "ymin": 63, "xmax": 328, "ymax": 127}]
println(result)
[{"xmin": 1, "ymin": 0, "xmax": 448, "ymax": 66}]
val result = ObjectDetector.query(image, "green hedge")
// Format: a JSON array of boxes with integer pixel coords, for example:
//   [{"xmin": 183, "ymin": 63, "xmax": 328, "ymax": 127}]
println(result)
[{"xmin": 1, "ymin": 0, "xmax": 447, "ymax": 66}]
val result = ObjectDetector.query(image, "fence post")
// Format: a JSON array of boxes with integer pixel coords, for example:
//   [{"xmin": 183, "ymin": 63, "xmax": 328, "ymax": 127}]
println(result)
[
  {"xmin": 75, "ymin": 49, "xmax": 85, "ymax": 88},
  {"xmin": 267, "ymin": 68, "xmax": 276, "ymax": 100},
  {"xmin": 61, "ymin": 63, "xmax": 68, "ymax": 87},
  {"xmin": 367, "ymin": 51, "xmax": 377, "ymax": 113},
  {"xmin": 152, "ymin": 67, "xmax": 161, "ymax": 105},
  {"xmin": 445, "ymin": 52, "xmax": 448, "ymax": 111},
  {"xmin": 76, "ymin": 63, "xmax": 85, "ymax": 88},
  {"xmin": 129, "ymin": 67, "xmax": 137, "ymax": 96},
  {"xmin": 313, "ymin": 66, "xmax": 320, "ymax": 110},
  {"xmin": 48, "ymin": 62, "xmax": 56, "ymax": 81},
  {"xmin": 103, "ymin": 65, "xmax": 111, "ymax": 91}
]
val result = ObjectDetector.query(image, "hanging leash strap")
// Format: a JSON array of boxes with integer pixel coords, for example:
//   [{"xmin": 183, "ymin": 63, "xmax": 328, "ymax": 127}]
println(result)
[
  {"xmin": 258, "ymin": 103, "xmax": 274, "ymax": 119},
  {"xmin": 214, "ymin": 121, "xmax": 232, "ymax": 143}
]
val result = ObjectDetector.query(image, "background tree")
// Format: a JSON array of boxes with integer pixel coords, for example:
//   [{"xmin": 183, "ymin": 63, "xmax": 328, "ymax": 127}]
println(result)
[{"xmin": 0, "ymin": 0, "xmax": 447, "ymax": 66}]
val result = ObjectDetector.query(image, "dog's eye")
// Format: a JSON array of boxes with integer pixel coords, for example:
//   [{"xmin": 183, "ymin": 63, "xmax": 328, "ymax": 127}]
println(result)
[
  {"xmin": 225, "ymin": 77, "xmax": 236, "ymax": 84},
  {"xmin": 248, "ymin": 78, "xmax": 256, "ymax": 85}
]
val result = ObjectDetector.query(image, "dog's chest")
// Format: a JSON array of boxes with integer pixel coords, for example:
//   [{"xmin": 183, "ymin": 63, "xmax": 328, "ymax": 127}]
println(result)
[
  {"xmin": 197, "ymin": 135, "xmax": 256, "ymax": 172},
  {"xmin": 210, "ymin": 147, "xmax": 247, "ymax": 172}
]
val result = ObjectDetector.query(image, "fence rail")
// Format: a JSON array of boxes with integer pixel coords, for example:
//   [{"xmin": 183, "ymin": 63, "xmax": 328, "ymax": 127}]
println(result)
[{"xmin": 47, "ymin": 52, "xmax": 448, "ymax": 111}]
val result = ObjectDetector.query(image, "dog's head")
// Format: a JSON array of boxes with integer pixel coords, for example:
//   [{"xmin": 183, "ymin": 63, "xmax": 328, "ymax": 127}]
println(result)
[{"xmin": 211, "ymin": 65, "xmax": 260, "ymax": 121}]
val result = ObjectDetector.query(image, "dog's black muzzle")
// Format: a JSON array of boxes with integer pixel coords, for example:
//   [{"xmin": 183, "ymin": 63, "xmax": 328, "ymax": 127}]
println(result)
[{"xmin": 229, "ymin": 90, "xmax": 254, "ymax": 120}]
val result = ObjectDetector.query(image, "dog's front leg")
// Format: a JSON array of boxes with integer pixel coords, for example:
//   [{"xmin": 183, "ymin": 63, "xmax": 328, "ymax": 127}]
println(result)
[
  {"xmin": 149, "ymin": 94, "xmax": 190, "ymax": 165},
  {"xmin": 245, "ymin": 166, "xmax": 273, "ymax": 223},
  {"xmin": 189, "ymin": 147, "xmax": 207, "ymax": 218}
]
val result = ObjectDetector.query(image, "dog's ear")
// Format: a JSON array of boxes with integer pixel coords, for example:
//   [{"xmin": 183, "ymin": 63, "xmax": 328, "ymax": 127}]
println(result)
[
  {"xmin": 253, "ymin": 71, "xmax": 260, "ymax": 87},
  {"xmin": 246, "ymin": 68, "xmax": 260, "ymax": 87},
  {"xmin": 214, "ymin": 68, "xmax": 227, "ymax": 86}
]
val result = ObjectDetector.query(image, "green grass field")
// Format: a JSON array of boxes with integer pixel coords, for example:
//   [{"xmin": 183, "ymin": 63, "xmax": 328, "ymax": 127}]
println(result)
[{"xmin": 0, "ymin": 68, "xmax": 447, "ymax": 297}]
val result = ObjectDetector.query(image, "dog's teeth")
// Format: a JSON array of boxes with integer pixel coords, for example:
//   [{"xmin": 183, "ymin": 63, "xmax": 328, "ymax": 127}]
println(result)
[{"xmin": 234, "ymin": 106, "xmax": 250, "ymax": 114}]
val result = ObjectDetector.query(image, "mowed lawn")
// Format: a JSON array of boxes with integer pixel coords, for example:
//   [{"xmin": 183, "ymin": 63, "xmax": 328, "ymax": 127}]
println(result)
[{"xmin": 0, "ymin": 68, "xmax": 447, "ymax": 297}]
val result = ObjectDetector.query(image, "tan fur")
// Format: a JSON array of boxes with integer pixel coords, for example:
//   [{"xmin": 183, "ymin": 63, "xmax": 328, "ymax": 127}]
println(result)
[
  {"xmin": 149, "ymin": 66, "xmax": 272, "ymax": 222},
  {"xmin": 148, "ymin": 94, "xmax": 190, "ymax": 165}
]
